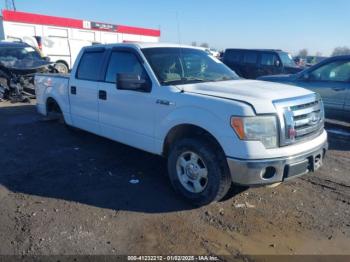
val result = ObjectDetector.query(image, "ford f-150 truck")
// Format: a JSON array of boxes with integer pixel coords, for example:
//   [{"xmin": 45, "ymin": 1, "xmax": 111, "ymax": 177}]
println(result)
[{"xmin": 35, "ymin": 43, "xmax": 328, "ymax": 206}]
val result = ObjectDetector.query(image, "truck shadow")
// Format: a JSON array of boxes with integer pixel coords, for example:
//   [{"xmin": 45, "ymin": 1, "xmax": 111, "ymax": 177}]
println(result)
[{"xmin": 0, "ymin": 104, "xmax": 245, "ymax": 213}]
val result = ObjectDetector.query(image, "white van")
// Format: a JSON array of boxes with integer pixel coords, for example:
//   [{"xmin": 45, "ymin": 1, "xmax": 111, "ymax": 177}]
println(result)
[
  {"xmin": 3, "ymin": 35, "xmax": 93, "ymax": 73},
  {"xmin": 38, "ymin": 36, "xmax": 94, "ymax": 73}
]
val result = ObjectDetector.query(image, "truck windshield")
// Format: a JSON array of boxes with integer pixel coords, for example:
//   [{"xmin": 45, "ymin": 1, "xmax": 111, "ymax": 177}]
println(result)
[
  {"xmin": 142, "ymin": 47, "xmax": 239, "ymax": 85},
  {"xmin": 279, "ymin": 52, "xmax": 297, "ymax": 68}
]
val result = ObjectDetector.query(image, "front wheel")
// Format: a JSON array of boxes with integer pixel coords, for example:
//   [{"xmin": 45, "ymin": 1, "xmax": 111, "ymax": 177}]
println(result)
[
  {"xmin": 167, "ymin": 138, "xmax": 231, "ymax": 206},
  {"xmin": 54, "ymin": 62, "xmax": 69, "ymax": 74}
]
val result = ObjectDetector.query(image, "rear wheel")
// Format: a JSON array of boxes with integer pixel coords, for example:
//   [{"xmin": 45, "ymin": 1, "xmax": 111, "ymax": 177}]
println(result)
[{"xmin": 167, "ymin": 138, "xmax": 231, "ymax": 206}]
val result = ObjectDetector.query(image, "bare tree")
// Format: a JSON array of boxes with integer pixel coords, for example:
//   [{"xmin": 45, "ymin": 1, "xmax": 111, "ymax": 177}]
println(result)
[
  {"xmin": 200, "ymin": 43, "xmax": 209, "ymax": 48},
  {"xmin": 332, "ymin": 46, "xmax": 350, "ymax": 56},
  {"xmin": 298, "ymin": 49, "xmax": 308, "ymax": 58},
  {"xmin": 315, "ymin": 52, "xmax": 322, "ymax": 57}
]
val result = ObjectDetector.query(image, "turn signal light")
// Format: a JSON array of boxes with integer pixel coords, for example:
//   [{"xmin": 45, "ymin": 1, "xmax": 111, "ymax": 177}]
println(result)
[{"xmin": 231, "ymin": 117, "xmax": 245, "ymax": 139}]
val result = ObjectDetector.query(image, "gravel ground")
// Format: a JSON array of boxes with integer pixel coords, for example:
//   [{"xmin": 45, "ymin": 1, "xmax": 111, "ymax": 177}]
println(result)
[{"xmin": 0, "ymin": 101, "xmax": 349, "ymax": 260}]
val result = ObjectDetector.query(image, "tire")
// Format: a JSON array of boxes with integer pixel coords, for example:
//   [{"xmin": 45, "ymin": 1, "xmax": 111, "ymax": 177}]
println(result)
[
  {"xmin": 167, "ymin": 138, "xmax": 231, "ymax": 206},
  {"xmin": 54, "ymin": 62, "xmax": 69, "ymax": 74}
]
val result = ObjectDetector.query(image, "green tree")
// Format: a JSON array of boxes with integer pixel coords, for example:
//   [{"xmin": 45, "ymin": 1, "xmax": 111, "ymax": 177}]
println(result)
[
  {"xmin": 332, "ymin": 46, "xmax": 350, "ymax": 56},
  {"xmin": 298, "ymin": 49, "xmax": 308, "ymax": 58}
]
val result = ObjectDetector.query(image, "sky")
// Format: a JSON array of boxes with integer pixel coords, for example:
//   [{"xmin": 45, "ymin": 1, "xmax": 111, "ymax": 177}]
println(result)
[{"xmin": 1, "ymin": 0, "xmax": 349, "ymax": 56}]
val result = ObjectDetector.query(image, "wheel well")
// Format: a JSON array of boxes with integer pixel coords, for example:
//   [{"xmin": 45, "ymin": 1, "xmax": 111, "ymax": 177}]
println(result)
[
  {"xmin": 46, "ymin": 97, "xmax": 62, "ymax": 114},
  {"xmin": 163, "ymin": 124, "xmax": 225, "ymax": 157}
]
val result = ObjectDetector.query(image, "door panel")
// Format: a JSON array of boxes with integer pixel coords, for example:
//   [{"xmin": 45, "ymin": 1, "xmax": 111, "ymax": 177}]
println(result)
[
  {"xmin": 69, "ymin": 79, "xmax": 100, "ymax": 134},
  {"xmin": 296, "ymin": 80, "xmax": 348, "ymax": 111},
  {"xmin": 98, "ymin": 83, "xmax": 157, "ymax": 153},
  {"xmin": 342, "ymin": 86, "xmax": 350, "ymax": 114}
]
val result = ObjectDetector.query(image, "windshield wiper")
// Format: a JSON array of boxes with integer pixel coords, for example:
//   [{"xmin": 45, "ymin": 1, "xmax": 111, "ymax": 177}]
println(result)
[
  {"xmin": 213, "ymin": 76, "xmax": 235, "ymax": 82},
  {"xmin": 162, "ymin": 77, "xmax": 211, "ymax": 85}
]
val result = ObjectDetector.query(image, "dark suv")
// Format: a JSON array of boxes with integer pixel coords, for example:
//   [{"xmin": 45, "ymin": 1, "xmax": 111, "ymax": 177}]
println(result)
[{"xmin": 223, "ymin": 49, "xmax": 302, "ymax": 79}]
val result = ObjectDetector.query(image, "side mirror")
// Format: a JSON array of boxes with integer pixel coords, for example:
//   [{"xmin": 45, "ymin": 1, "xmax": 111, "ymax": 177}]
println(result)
[
  {"xmin": 116, "ymin": 73, "xmax": 151, "ymax": 92},
  {"xmin": 275, "ymin": 60, "xmax": 281, "ymax": 67}
]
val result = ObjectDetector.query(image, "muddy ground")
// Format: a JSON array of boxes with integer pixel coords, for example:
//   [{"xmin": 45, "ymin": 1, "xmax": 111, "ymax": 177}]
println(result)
[{"xmin": 0, "ymin": 101, "xmax": 349, "ymax": 260}]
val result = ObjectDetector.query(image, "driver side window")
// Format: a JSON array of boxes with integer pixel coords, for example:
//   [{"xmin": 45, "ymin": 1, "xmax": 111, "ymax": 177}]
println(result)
[
  {"xmin": 310, "ymin": 60, "xmax": 350, "ymax": 82},
  {"xmin": 105, "ymin": 51, "xmax": 147, "ymax": 83}
]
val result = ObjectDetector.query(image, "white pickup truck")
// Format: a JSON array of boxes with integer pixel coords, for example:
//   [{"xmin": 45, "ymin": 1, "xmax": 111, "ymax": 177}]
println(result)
[{"xmin": 35, "ymin": 43, "xmax": 328, "ymax": 206}]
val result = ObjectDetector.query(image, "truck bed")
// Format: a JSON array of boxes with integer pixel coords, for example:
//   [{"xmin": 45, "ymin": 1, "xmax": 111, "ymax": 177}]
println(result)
[{"xmin": 35, "ymin": 73, "xmax": 71, "ymax": 117}]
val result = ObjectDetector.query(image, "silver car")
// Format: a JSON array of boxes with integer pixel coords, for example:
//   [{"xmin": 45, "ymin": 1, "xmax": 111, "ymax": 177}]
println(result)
[{"xmin": 258, "ymin": 55, "xmax": 350, "ymax": 120}]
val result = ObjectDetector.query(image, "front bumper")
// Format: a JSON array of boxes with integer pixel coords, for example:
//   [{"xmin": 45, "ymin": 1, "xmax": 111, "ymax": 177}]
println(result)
[{"xmin": 227, "ymin": 141, "xmax": 328, "ymax": 186}]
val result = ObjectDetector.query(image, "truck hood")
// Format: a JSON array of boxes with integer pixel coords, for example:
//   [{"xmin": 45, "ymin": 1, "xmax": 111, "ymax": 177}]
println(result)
[{"xmin": 181, "ymin": 80, "xmax": 313, "ymax": 114}]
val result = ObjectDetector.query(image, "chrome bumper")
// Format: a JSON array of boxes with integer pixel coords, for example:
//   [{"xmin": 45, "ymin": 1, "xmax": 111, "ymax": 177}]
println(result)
[{"xmin": 227, "ymin": 141, "xmax": 328, "ymax": 186}]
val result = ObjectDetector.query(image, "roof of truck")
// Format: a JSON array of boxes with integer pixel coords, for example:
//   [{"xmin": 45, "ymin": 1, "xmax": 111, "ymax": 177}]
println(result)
[
  {"xmin": 225, "ymin": 48, "xmax": 283, "ymax": 52},
  {"xmin": 0, "ymin": 41, "xmax": 31, "ymax": 48},
  {"xmin": 86, "ymin": 42, "xmax": 197, "ymax": 50}
]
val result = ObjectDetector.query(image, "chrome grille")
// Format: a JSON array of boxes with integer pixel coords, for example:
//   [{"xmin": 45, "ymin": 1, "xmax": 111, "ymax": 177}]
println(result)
[{"xmin": 274, "ymin": 94, "xmax": 325, "ymax": 146}]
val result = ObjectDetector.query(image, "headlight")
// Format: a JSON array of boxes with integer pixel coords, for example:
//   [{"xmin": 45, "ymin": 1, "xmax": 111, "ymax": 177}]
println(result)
[{"xmin": 230, "ymin": 116, "xmax": 278, "ymax": 149}]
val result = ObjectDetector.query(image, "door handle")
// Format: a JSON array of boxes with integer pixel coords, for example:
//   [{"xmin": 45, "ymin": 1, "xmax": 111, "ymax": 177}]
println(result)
[
  {"xmin": 332, "ymin": 87, "xmax": 346, "ymax": 91},
  {"xmin": 156, "ymin": 99, "xmax": 175, "ymax": 106},
  {"xmin": 70, "ymin": 86, "xmax": 76, "ymax": 95},
  {"xmin": 99, "ymin": 90, "xmax": 107, "ymax": 100}
]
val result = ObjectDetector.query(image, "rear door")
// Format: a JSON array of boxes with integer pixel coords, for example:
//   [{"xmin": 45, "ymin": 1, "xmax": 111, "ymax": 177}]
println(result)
[
  {"xmin": 69, "ymin": 48, "xmax": 106, "ymax": 134},
  {"xmin": 295, "ymin": 58, "xmax": 350, "ymax": 114},
  {"xmin": 241, "ymin": 51, "xmax": 259, "ymax": 79}
]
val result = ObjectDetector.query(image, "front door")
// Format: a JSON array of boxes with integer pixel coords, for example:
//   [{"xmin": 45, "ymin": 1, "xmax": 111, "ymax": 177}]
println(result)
[
  {"xmin": 258, "ymin": 52, "xmax": 281, "ymax": 77},
  {"xmin": 295, "ymin": 59, "xmax": 350, "ymax": 115},
  {"xmin": 98, "ymin": 49, "xmax": 157, "ymax": 153}
]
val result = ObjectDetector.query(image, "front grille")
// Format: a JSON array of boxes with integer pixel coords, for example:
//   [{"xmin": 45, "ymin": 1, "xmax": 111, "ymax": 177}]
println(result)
[{"xmin": 274, "ymin": 94, "xmax": 325, "ymax": 146}]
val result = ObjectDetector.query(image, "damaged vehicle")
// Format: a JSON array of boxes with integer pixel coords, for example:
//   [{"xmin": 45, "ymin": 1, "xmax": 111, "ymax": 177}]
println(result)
[{"xmin": 0, "ymin": 41, "xmax": 57, "ymax": 102}]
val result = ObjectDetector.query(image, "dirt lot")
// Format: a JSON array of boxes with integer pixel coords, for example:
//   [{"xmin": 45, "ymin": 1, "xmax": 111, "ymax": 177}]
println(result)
[{"xmin": 0, "ymin": 101, "xmax": 349, "ymax": 259}]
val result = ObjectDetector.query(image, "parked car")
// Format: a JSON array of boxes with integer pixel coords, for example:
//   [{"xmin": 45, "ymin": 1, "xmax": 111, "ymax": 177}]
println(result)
[
  {"xmin": 35, "ymin": 43, "xmax": 327, "ymax": 205},
  {"xmin": 0, "ymin": 41, "xmax": 55, "ymax": 102},
  {"xmin": 294, "ymin": 56, "xmax": 328, "ymax": 68},
  {"xmin": 5, "ymin": 36, "xmax": 94, "ymax": 74},
  {"xmin": 258, "ymin": 55, "xmax": 350, "ymax": 120},
  {"xmin": 223, "ymin": 49, "xmax": 303, "ymax": 79}
]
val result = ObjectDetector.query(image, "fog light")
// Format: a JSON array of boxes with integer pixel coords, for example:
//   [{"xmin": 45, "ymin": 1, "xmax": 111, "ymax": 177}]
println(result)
[{"xmin": 262, "ymin": 166, "xmax": 276, "ymax": 179}]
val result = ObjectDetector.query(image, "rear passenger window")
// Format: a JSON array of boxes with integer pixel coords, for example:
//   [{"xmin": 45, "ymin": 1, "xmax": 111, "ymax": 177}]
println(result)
[
  {"xmin": 261, "ymin": 53, "xmax": 279, "ymax": 66},
  {"xmin": 225, "ymin": 50, "xmax": 241, "ymax": 62},
  {"xmin": 105, "ymin": 51, "xmax": 146, "ymax": 83},
  {"xmin": 243, "ymin": 52, "xmax": 258, "ymax": 64},
  {"xmin": 77, "ymin": 51, "xmax": 105, "ymax": 81}
]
